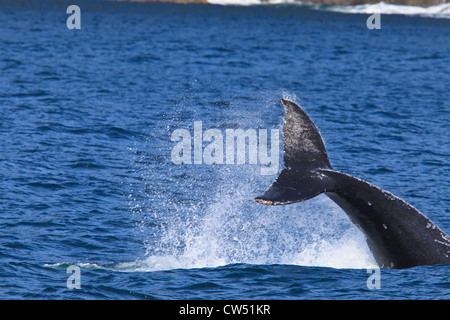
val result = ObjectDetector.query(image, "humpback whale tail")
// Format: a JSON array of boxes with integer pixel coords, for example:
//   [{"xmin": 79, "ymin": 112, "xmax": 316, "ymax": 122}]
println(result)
[
  {"xmin": 255, "ymin": 98, "xmax": 450, "ymax": 269},
  {"xmin": 255, "ymin": 98, "xmax": 335, "ymax": 205}
]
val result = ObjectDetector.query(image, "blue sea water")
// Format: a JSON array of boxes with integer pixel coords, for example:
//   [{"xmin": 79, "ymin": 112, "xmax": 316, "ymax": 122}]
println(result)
[{"xmin": 0, "ymin": 0, "xmax": 449, "ymax": 300}]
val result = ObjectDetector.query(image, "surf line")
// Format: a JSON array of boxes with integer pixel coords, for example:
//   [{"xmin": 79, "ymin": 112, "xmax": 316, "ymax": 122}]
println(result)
[{"xmin": 170, "ymin": 121, "xmax": 280, "ymax": 175}]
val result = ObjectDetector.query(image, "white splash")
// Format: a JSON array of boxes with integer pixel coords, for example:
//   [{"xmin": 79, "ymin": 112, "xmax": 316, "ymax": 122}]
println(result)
[
  {"xmin": 325, "ymin": 2, "xmax": 450, "ymax": 19},
  {"xmin": 206, "ymin": 0, "xmax": 450, "ymax": 19},
  {"xmin": 128, "ymin": 165, "xmax": 377, "ymax": 272}
]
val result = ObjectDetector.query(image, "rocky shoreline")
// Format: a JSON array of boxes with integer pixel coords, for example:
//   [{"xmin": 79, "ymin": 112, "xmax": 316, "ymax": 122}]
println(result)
[{"xmin": 118, "ymin": 0, "xmax": 447, "ymax": 7}]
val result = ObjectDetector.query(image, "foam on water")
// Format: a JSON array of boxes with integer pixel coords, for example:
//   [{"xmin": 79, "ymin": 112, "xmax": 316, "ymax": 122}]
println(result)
[
  {"xmin": 327, "ymin": 2, "xmax": 450, "ymax": 19},
  {"xmin": 206, "ymin": 0, "xmax": 450, "ymax": 19}
]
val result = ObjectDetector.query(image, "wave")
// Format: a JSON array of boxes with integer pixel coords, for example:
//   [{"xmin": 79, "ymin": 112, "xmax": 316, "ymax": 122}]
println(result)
[
  {"xmin": 206, "ymin": 0, "xmax": 450, "ymax": 19},
  {"xmin": 327, "ymin": 2, "xmax": 450, "ymax": 19}
]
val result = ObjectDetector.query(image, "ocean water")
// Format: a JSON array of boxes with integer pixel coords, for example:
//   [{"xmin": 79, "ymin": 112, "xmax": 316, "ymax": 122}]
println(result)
[{"xmin": 0, "ymin": 0, "xmax": 449, "ymax": 300}]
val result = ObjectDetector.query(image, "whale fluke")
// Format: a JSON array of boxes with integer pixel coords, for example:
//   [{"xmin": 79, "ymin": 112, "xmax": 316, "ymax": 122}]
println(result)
[
  {"xmin": 255, "ymin": 99, "xmax": 334, "ymax": 205},
  {"xmin": 255, "ymin": 98, "xmax": 450, "ymax": 269},
  {"xmin": 281, "ymin": 98, "xmax": 332, "ymax": 171}
]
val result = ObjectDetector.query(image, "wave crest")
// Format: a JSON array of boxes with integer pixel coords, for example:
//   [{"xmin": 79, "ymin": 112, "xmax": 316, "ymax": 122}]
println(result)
[{"xmin": 206, "ymin": 0, "xmax": 450, "ymax": 19}]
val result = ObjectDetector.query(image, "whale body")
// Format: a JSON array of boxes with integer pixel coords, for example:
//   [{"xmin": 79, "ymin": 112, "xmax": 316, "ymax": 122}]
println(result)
[{"xmin": 255, "ymin": 98, "xmax": 450, "ymax": 269}]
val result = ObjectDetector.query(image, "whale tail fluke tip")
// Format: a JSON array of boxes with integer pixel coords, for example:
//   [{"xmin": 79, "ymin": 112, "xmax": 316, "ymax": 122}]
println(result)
[{"xmin": 256, "ymin": 99, "xmax": 334, "ymax": 205}]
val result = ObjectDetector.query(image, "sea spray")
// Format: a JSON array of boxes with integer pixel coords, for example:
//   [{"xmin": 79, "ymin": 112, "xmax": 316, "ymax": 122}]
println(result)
[
  {"xmin": 128, "ymin": 158, "xmax": 377, "ymax": 271},
  {"xmin": 126, "ymin": 91, "xmax": 377, "ymax": 272}
]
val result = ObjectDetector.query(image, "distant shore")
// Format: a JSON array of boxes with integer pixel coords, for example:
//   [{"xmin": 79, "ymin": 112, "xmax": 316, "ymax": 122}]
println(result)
[
  {"xmin": 117, "ymin": 0, "xmax": 447, "ymax": 7},
  {"xmin": 117, "ymin": 0, "xmax": 208, "ymax": 3}
]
